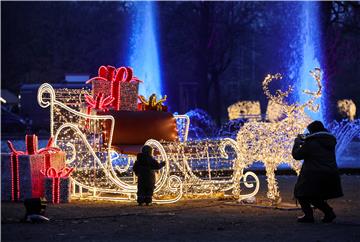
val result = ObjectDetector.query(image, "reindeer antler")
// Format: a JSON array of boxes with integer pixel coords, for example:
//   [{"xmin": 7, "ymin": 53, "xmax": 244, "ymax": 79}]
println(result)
[
  {"xmin": 262, "ymin": 73, "xmax": 294, "ymax": 114},
  {"xmin": 297, "ymin": 67, "xmax": 322, "ymax": 112},
  {"xmin": 262, "ymin": 68, "xmax": 322, "ymax": 115}
]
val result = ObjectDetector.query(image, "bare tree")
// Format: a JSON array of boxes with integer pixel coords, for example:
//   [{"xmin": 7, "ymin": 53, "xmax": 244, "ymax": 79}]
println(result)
[{"xmin": 160, "ymin": 2, "xmax": 262, "ymax": 123}]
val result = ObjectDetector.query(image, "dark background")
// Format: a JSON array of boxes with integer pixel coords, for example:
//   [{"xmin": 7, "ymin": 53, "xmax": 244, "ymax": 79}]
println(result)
[{"xmin": 2, "ymin": 1, "xmax": 360, "ymax": 125}]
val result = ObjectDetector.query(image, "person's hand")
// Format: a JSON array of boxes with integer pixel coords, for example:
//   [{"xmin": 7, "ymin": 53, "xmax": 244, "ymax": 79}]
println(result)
[
  {"xmin": 297, "ymin": 134, "xmax": 307, "ymax": 140},
  {"xmin": 294, "ymin": 137, "xmax": 304, "ymax": 145}
]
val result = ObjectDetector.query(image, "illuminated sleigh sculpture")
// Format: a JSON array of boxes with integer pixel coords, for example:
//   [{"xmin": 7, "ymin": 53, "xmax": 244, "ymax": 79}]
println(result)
[{"xmin": 37, "ymin": 83, "xmax": 259, "ymax": 203}]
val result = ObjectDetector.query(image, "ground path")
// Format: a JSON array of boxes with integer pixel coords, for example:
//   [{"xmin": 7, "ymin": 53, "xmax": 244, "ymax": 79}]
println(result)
[{"xmin": 2, "ymin": 175, "xmax": 360, "ymax": 242}]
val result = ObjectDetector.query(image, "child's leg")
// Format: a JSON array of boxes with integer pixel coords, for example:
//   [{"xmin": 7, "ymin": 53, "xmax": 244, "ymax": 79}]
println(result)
[
  {"xmin": 137, "ymin": 183, "xmax": 145, "ymax": 205},
  {"xmin": 137, "ymin": 194, "xmax": 145, "ymax": 205},
  {"xmin": 145, "ymin": 196, "xmax": 152, "ymax": 205}
]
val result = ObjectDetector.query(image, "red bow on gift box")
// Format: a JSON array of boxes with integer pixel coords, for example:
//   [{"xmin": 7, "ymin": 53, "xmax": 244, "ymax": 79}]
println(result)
[
  {"xmin": 84, "ymin": 92, "xmax": 114, "ymax": 112},
  {"xmin": 84, "ymin": 92, "xmax": 114, "ymax": 129},
  {"xmin": 42, "ymin": 167, "xmax": 74, "ymax": 204},
  {"xmin": 85, "ymin": 65, "xmax": 116, "ymax": 83},
  {"xmin": 7, "ymin": 135, "xmax": 61, "ymax": 201},
  {"xmin": 86, "ymin": 65, "xmax": 142, "ymax": 111}
]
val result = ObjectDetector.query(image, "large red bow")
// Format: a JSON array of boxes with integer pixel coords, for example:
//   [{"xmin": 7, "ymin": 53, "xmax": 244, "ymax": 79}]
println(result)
[
  {"xmin": 85, "ymin": 92, "xmax": 114, "ymax": 112},
  {"xmin": 45, "ymin": 167, "xmax": 74, "ymax": 179},
  {"xmin": 7, "ymin": 135, "xmax": 60, "ymax": 156},
  {"xmin": 85, "ymin": 65, "xmax": 116, "ymax": 84}
]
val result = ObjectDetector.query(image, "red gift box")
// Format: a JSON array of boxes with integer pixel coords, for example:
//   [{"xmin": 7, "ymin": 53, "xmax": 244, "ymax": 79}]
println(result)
[
  {"xmin": 2, "ymin": 135, "xmax": 65, "ymax": 201},
  {"xmin": 86, "ymin": 65, "xmax": 141, "ymax": 112},
  {"xmin": 43, "ymin": 167, "xmax": 73, "ymax": 204}
]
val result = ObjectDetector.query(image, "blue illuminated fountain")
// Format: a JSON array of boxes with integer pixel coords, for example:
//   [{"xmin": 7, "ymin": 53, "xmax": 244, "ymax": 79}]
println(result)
[
  {"xmin": 128, "ymin": 2, "xmax": 163, "ymax": 97},
  {"xmin": 294, "ymin": 2, "xmax": 327, "ymax": 122},
  {"xmin": 289, "ymin": 2, "xmax": 360, "ymax": 168}
]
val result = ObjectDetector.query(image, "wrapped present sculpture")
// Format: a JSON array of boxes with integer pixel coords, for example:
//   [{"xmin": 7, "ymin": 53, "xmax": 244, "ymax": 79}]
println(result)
[
  {"xmin": 86, "ymin": 65, "xmax": 141, "ymax": 111},
  {"xmin": 138, "ymin": 94, "xmax": 168, "ymax": 112},
  {"xmin": 227, "ymin": 101, "xmax": 261, "ymax": 121},
  {"xmin": 1, "ymin": 135, "xmax": 65, "ymax": 201},
  {"xmin": 37, "ymin": 66, "xmax": 259, "ymax": 204},
  {"xmin": 44, "ymin": 167, "xmax": 74, "ymax": 203},
  {"xmin": 337, "ymin": 99, "xmax": 356, "ymax": 121}
]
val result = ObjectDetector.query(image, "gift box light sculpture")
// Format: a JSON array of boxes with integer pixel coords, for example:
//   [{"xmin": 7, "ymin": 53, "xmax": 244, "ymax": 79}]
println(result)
[
  {"xmin": 237, "ymin": 68, "xmax": 322, "ymax": 203},
  {"xmin": 337, "ymin": 99, "xmax": 356, "ymax": 121},
  {"xmin": 138, "ymin": 93, "xmax": 168, "ymax": 111},
  {"xmin": 228, "ymin": 101, "xmax": 262, "ymax": 121},
  {"xmin": 37, "ymin": 83, "xmax": 259, "ymax": 203}
]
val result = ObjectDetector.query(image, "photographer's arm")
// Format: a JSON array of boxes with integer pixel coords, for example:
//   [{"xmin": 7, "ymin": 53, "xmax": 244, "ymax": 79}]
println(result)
[
  {"xmin": 292, "ymin": 137, "xmax": 308, "ymax": 160},
  {"xmin": 150, "ymin": 158, "xmax": 166, "ymax": 170}
]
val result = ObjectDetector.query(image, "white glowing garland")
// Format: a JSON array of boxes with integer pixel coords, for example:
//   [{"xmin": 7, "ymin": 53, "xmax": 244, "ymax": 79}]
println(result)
[{"xmin": 38, "ymin": 83, "xmax": 259, "ymax": 203}]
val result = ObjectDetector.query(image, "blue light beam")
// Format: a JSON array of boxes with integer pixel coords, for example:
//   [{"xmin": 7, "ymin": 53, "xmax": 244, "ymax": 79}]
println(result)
[
  {"xmin": 298, "ymin": 2, "xmax": 326, "ymax": 122},
  {"xmin": 128, "ymin": 2, "xmax": 163, "ymax": 98}
]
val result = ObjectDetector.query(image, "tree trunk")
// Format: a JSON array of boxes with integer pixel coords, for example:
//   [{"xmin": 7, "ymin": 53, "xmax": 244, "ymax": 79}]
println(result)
[
  {"xmin": 319, "ymin": 2, "xmax": 334, "ymax": 121},
  {"xmin": 196, "ymin": 2, "xmax": 212, "ymax": 111},
  {"xmin": 209, "ymin": 71, "xmax": 222, "ymax": 125}
]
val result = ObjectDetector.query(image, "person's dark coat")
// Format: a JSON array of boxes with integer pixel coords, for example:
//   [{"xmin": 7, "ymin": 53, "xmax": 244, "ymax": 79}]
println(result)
[
  {"xmin": 292, "ymin": 131, "xmax": 343, "ymax": 200},
  {"xmin": 133, "ymin": 151, "xmax": 165, "ymax": 202}
]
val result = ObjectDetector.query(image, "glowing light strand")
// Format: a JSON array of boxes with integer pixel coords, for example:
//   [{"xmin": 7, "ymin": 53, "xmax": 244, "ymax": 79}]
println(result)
[{"xmin": 37, "ymin": 83, "xmax": 259, "ymax": 203}]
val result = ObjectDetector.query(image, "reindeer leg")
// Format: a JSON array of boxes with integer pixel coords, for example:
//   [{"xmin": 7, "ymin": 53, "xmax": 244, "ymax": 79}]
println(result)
[{"xmin": 265, "ymin": 164, "xmax": 281, "ymax": 204}]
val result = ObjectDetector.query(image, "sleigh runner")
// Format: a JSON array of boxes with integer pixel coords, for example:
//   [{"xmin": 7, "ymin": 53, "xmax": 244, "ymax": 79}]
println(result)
[{"xmin": 37, "ymin": 83, "xmax": 259, "ymax": 203}]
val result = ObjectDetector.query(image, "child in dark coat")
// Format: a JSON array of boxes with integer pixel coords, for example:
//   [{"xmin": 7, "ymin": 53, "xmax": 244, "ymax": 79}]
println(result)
[{"xmin": 133, "ymin": 145, "xmax": 166, "ymax": 205}]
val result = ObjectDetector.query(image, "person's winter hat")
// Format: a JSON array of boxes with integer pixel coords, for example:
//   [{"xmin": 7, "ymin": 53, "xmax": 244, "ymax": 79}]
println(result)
[
  {"xmin": 142, "ymin": 145, "xmax": 153, "ymax": 155},
  {"xmin": 307, "ymin": 120, "xmax": 327, "ymax": 133}
]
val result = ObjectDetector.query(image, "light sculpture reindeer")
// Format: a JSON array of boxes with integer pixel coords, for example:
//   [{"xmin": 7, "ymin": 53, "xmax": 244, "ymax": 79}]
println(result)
[{"xmin": 236, "ymin": 68, "xmax": 322, "ymax": 204}]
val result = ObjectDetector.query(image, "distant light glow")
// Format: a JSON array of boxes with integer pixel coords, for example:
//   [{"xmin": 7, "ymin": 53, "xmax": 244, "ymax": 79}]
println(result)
[{"xmin": 128, "ymin": 2, "xmax": 163, "ymax": 97}]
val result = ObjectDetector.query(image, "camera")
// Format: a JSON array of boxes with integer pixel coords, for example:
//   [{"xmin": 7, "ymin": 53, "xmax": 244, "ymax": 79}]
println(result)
[{"xmin": 297, "ymin": 134, "xmax": 308, "ymax": 140}]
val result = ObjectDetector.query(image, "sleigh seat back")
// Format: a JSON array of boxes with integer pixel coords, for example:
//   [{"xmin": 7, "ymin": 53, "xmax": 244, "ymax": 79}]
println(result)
[{"xmin": 100, "ymin": 110, "xmax": 179, "ymax": 155}]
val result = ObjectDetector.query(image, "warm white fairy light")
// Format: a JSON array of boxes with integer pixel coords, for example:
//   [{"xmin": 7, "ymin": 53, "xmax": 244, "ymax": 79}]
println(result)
[
  {"xmin": 228, "ymin": 101, "xmax": 262, "ymax": 121},
  {"xmin": 337, "ymin": 99, "xmax": 356, "ymax": 121},
  {"xmin": 38, "ymin": 84, "xmax": 259, "ymax": 203},
  {"xmin": 266, "ymin": 100, "xmax": 285, "ymax": 122},
  {"xmin": 237, "ymin": 68, "xmax": 322, "ymax": 203}
]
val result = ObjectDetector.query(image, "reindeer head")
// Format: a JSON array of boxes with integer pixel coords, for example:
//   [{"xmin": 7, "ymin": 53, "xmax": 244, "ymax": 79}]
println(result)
[{"xmin": 262, "ymin": 68, "xmax": 322, "ymax": 117}]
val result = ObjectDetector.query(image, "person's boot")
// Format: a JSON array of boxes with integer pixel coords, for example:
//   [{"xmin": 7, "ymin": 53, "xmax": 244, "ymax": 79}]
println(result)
[
  {"xmin": 322, "ymin": 209, "xmax": 336, "ymax": 223},
  {"xmin": 297, "ymin": 214, "xmax": 314, "ymax": 223},
  {"xmin": 297, "ymin": 199, "xmax": 314, "ymax": 223}
]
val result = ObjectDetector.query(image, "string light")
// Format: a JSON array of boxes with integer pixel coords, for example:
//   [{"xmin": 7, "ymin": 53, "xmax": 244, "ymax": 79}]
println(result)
[
  {"xmin": 37, "ymin": 83, "xmax": 260, "ymax": 203},
  {"xmin": 237, "ymin": 68, "xmax": 322, "ymax": 203},
  {"xmin": 10, "ymin": 152, "xmax": 21, "ymax": 201}
]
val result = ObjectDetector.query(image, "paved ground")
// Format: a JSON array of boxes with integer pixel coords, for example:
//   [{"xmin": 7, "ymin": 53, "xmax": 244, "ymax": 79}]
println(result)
[{"xmin": 2, "ymin": 175, "xmax": 360, "ymax": 242}]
